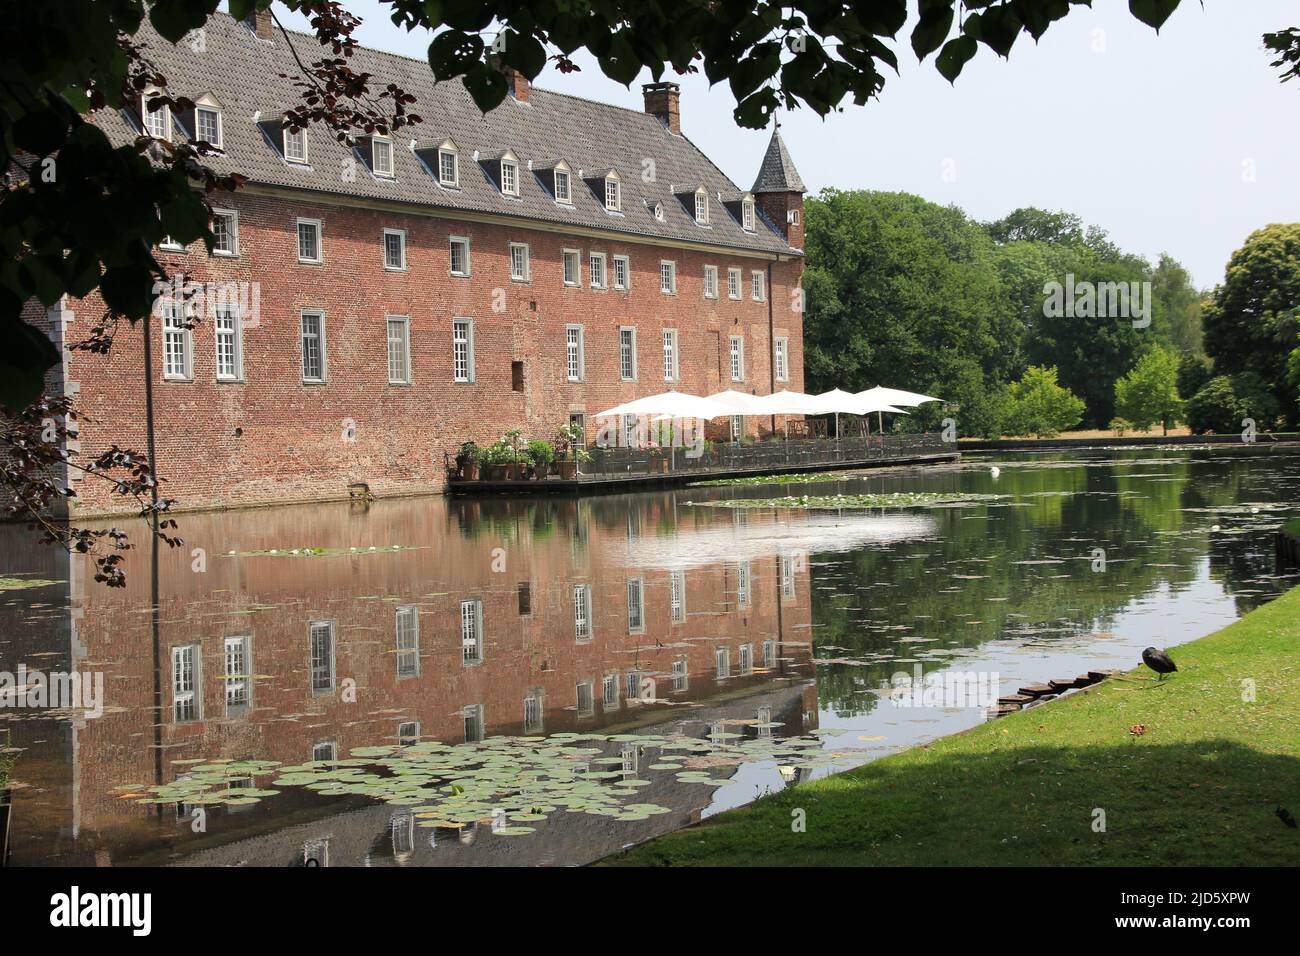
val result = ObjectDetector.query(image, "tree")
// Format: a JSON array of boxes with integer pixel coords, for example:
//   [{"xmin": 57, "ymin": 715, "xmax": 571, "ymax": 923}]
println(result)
[
  {"xmin": 984, "ymin": 208, "xmax": 1084, "ymax": 246},
  {"xmin": 1149, "ymin": 253, "xmax": 1204, "ymax": 355},
  {"xmin": 1185, "ymin": 373, "xmax": 1281, "ymax": 435},
  {"xmin": 1201, "ymin": 224, "xmax": 1300, "ymax": 427},
  {"xmin": 1176, "ymin": 352, "xmax": 1214, "ymax": 401},
  {"xmin": 1001, "ymin": 366, "xmax": 1085, "ymax": 438},
  {"xmin": 802, "ymin": 189, "xmax": 1006, "ymax": 438},
  {"xmin": 1114, "ymin": 345, "xmax": 1183, "ymax": 434}
]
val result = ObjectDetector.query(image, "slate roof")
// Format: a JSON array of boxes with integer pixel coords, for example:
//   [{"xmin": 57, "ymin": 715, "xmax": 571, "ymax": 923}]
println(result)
[
  {"xmin": 104, "ymin": 12, "xmax": 802, "ymax": 256},
  {"xmin": 751, "ymin": 128, "xmax": 807, "ymax": 194}
]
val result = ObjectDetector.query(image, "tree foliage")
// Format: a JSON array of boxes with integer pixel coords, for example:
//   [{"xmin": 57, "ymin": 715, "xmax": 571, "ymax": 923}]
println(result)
[
  {"xmin": 1001, "ymin": 365, "xmax": 1085, "ymax": 438},
  {"xmin": 1184, "ymin": 373, "xmax": 1281, "ymax": 435},
  {"xmin": 1114, "ymin": 345, "xmax": 1183, "ymax": 433}
]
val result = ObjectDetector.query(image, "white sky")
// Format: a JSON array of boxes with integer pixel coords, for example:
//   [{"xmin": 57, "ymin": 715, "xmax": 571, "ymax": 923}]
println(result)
[{"xmin": 271, "ymin": 1, "xmax": 1300, "ymax": 289}]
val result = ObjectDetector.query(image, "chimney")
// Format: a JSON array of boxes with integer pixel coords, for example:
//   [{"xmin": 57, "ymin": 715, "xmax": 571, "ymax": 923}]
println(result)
[
  {"xmin": 247, "ymin": 7, "xmax": 275, "ymax": 41},
  {"xmin": 642, "ymin": 82, "xmax": 681, "ymax": 135},
  {"xmin": 488, "ymin": 54, "xmax": 530, "ymax": 103}
]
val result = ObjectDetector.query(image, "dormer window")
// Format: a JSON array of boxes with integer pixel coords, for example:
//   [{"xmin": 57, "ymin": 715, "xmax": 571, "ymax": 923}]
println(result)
[
  {"xmin": 195, "ymin": 105, "xmax": 222, "ymax": 148},
  {"xmin": 500, "ymin": 155, "xmax": 520, "ymax": 197},
  {"xmin": 436, "ymin": 140, "xmax": 459, "ymax": 187},
  {"xmin": 371, "ymin": 136, "xmax": 394, "ymax": 177},
  {"xmin": 742, "ymin": 198, "xmax": 756, "ymax": 232},
  {"xmin": 141, "ymin": 95, "xmax": 171, "ymax": 141},
  {"xmin": 554, "ymin": 168, "xmax": 571, "ymax": 203},
  {"xmin": 604, "ymin": 174, "xmax": 621, "ymax": 212},
  {"xmin": 284, "ymin": 126, "xmax": 307, "ymax": 164},
  {"xmin": 694, "ymin": 190, "xmax": 710, "ymax": 225}
]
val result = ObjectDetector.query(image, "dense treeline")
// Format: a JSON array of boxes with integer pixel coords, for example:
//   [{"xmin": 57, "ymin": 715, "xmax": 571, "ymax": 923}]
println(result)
[{"xmin": 803, "ymin": 191, "xmax": 1299, "ymax": 437}]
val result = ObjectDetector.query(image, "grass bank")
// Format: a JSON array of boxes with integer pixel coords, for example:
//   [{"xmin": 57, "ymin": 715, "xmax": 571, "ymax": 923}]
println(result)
[{"xmin": 607, "ymin": 586, "xmax": 1300, "ymax": 866}]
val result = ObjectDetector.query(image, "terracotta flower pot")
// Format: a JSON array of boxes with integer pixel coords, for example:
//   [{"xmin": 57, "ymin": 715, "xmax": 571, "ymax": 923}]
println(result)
[{"xmin": 557, "ymin": 460, "xmax": 578, "ymax": 480}]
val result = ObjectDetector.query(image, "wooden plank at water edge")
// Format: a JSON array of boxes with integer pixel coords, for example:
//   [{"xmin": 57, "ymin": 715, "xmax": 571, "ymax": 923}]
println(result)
[
  {"xmin": 999, "ymin": 694, "xmax": 1035, "ymax": 706},
  {"xmin": 1049, "ymin": 678, "xmax": 1081, "ymax": 691},
  {"xmin": 1019, "ymin": 683, "xmax": 1054, "ymax": 697}
]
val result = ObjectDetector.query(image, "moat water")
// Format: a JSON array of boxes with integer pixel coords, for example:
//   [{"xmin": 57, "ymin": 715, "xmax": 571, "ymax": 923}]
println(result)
[{"xmin": 1, "ymin": 445, "xmax": 1297, "ymax": 866}]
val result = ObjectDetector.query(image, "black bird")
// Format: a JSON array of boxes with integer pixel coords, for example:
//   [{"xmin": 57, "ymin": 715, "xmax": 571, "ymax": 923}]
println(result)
[
  {"xmin": 1278, "ymin": 807, "xmax": 1298, "ymax": 829},
  {"xmin": 1142, "ymin": 647, "xmax": 1178, "ymax": 680}
]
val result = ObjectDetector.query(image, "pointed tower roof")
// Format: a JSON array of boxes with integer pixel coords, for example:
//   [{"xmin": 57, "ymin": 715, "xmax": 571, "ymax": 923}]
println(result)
[{"xmin": 751, "ymin": 127, "xmax": 806, "ymax": 194}]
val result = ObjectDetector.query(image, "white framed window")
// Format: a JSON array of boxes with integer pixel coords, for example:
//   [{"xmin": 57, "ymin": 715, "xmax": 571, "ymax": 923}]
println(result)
[
  {"xmin": 196, "ymin": 105, "xmax": 222, "ymax": 148},
  {"xmin": 395, "ymin": 605, "xmax": 419, "ymax": 678},
  {"xmin": 500, "ymin": 159, "xmax": 519, "ymax": 196},
  {"xmin": 383, "ymin": 228, "xmax": 406, "ymax": 270},
  {"xmin": 309, "ymin": 621, "xmax": 335, "ymax": 695},
  {"xmin": 775, "ymin": 337, "xmax": 789, "ymax": 382},
  {"xmin": 728, "ymin": 267, "xmax": 742, "ymax": 300},
  {"xmin": 576, "ymin": 680, "xmax": 594, "ymax": 718},
  {"xmin": 788, "ymin": 208, "xmax": 801, "ymax": 226},
  {"xmin": 562, "ymin": 248, "xmax": 581, "ymax": 286},
  {"xmin": 604, "ymin": 176, "xmax": 621, "ymax": 211},
  {"xmin": 141, "ymin": 95, "xmax": 171, "ymax": 140},
  {"xmin": 695, "ymin": 191, "xmax": 710, "ymax": 225},
  {"xmin": 619, "ymin": 327, "xmax": 637, "ymax": 381},
  {"xmin": 371, "ymin": 136, "xmax": 394, "ymax": 177},
  {"xmin": 670, "ymin": 569, "xmax": 686, "ymax": 623},
  {"xmin": 703, "ymin": 265, "xmax": 719, "ymax": 299},
  {"xmin": 509, "ymin": 242, "xmax": 530, "ymax": 281},
  {"xmin": 672, "ymin": 656, "xmax": 689, "ymax": 692},
  {"xmin": 739, "ymin": 642, "xmax": 753, "ymax": 675},
  {"xmin": 659, "ymin": 260, "xmax": 676, "ymax": 295},
  {"xmin": 589, "ymin": 252, "xmax": 606, "ymax": 289},
  {"xmin": 622, "ymin": 413, "xmax": 639, "ymax": 449},
  {"xmin": 297, "ymin": 218, "xmax": 322, "ymax": 264},
  {"xmin": 452, "ymin": 318, "xmax": 474, "ymax": 383},
  {"xmin": 627, "ymin": 577, "xmax": 645, "ymax": 634},
  {"xmin": 224, "ymin": 635, "xmax": 252, "ymax": 716},
  {"xmin": 730, "ymin": 336, "xmax": 744, "ymax": 382},
  {"xmin": 463, "ymin": 704, "xmax": 484, "ymax": 742},
  {"xmin": 283, "ymin": 125, "xmax": 308, "ymax": 164},
  {"xmin": 159, "ymin": 235, "xmax": 184, "ymax": 251},
  {"xmin": 461, "ymin": 598, "xmax": 484, "ymax": 665},
  {"xmin": 730, "ymin": 414, "xmax": 743, "ymax": 442},
  {"xmin": 736, "ymin": 562, "xmax": 752, "ymax": 608},
  {"xmin": 612, "ymin": 255, "xmax": 629, "ymax": 290},
  {"xmin": 301, "ymin": 310, "xmax": 326, "ymax": 382},
  {"xmin": 742, "ymin": 199, "xmax": 756, "ymax": 231},
  {"xmin": 602, "ymin": 673, "xmax": 619, "ymax": 708},
  {"xmin": 715, "ymin": 646, "xmax": 731, "ymax": 679},
  {"xmin": 162, "ymin": 300, "xmax": 192, "ymax": 380},
  {"xmin": 653, "ymin": 202, "xmax": 665, "ymax": 222},
  {"xmin": 438, "ymin": 147, "xmax": 459, "ymax": 186},
  {"xmin": 662, "ymin": 328, "xmax": 678, "ymax": 382},
  {"xmin": 751, "ymin": 270, "xmax": 766, "ymax": 301},
  {"xmin": 214, "ymin": 305, "xmax": 243, "ymax": 381},
  {"xmin": 449, "ymin": 236, "xmax": 470, "ymax": 276},
  {"xmin": 554, "ymin": 168, "xmax": 571, "ymax": 203},
  {"xmin": 212, "ymin": 208, "xmax": 238, "ymax": 256},
  {"xmin": 386, "ymin": 315, "xmax": 411, "ymax": 385},
  {"xmin": 565, "ymin": 325, "xmax": 585, "ymax": 382},
  {"xmin": 573, "ymin": 584, "xmax": 593, "ymax": 642},
  {"xmin": 171, "ymin": 644, "xmax": 200, "ymax": 721}
]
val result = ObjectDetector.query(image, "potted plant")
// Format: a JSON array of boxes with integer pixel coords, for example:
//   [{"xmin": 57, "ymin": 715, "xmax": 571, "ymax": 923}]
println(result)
[
  {"xmin": 456, "ymin": 441, "xmax": 481, "ymax": 481},
  {"xmin": 503, "ymin": 430, "xmax": 526, "ymax": 480},
  {"xmin": 483, "ymin": 440, "xmax": 511, "ymax": 481},
  {"xmin": 526, "ymin": 439, "xmax": 554, "ymax": 479},
  {"xmin": 647, "ymin": 440, "xmax": 667, "ymax": 473},
  {"xmin": 555, "ymin": 423, "xmax": 585, "ymax": 479}
]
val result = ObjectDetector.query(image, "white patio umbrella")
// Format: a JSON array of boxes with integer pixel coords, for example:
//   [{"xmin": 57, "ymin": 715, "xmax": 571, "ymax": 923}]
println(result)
[
  {"xmin": 707, "ymin": 389, "xmax": 769, "ymax": 415},
  {"xmin": 750, "ymin": 389, "xmax": 824, "ymax": 415},
  {"xmin": 855, "ymin": 385, "xmax": 942, "ymax": 434},
  {"xmin": 594, "ymin": 390, "xmax": 735, "ymax": 420},
  {"xmin": 812, "ymin": 388, "xmax": 870, "ymax": 439}
]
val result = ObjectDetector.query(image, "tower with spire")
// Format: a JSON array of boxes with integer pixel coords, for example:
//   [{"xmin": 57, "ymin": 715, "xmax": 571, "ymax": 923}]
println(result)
[{"xmin": 751, "ymin": 125, "xmax": 807, "ymax": 250}]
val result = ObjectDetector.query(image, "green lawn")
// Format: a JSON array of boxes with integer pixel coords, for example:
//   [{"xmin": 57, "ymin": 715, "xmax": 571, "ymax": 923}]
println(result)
[{"xmin": 608, "ymin": 586, "xmax": 1300, "ymax": 866}]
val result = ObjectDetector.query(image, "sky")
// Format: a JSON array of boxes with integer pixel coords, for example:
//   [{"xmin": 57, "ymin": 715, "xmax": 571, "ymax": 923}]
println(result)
[{"xmin": 271, "ymin": 1, "xmax": 1300, "ymax": 289}]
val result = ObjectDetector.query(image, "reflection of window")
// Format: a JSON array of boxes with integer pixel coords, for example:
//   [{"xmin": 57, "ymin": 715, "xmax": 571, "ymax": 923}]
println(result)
[
  {"xmin": 670, "ymin": 570, "xmax": 686, "ymax": 623},
  {"xmin": 310, "ymin": 621, "xmax": 335, "ymax": 694},
  {"xmin": 756, "ymin": 705, "xmax": 772, "ymax": 738},
  {"xmin": 461, "ymin": 599, "xmax": 483, "ymax": 665},
  {"xmin": 395, "ymin": 606, "xmax": 419, "ymax": 678},
  {"xmin": 602, "ymin": 673, "xmax": 619, "ymax": 708},
  {"xmin": 463, "ymin": 704, "xmax": 484, "ymax": 742},
  {"xmin": 625, "ymin": 670, "xmax": 641, "ymax": 701},
  {"xmin": 763, "ymin": 640, "xmax": 777, "ymax": 670},
  {"xmin": 223, "ymin": 635, "xmax": 252, "ymax": 716},
  {"xmin": 524, "ymin": 691, "xmax": 544, "ymax": 734},
  {"xmin": 575, "ymin": 680, "xmax": 594, "ymax": 718},
  {"xmin": 739, "ymin": 643, "xmax": 753, "ymax": 675},
  {"xmin": 627, "ymin": 577, "xmax": 644, "ymax": 634},
  {"xmin": 736, "ymin": 562, "xmax": 751, "ymax": 608},
  {"xmin": 172, "ymin": 644, "xmax": 200, "ymax": 722},
  {"xmin": 715, "ymin": 646, "xmax": 730, "ymax": 679},
  {"xmin": 303, "ymin": 839, "xmax": 330, "ymax": 868},
  {"xmin": 398, "ymin": 721, "xmax": 420, "ymax": 746},
  {"xmin": 312, "ymin": 741, "xmax": 337, "ymax": 763},
  {"xmin": 573, "ymin": 584, "xmax": 592, "ymax": 642},
  {"xmin": 672, "ymin": 656, "xmax": 689, "ymax": 693},
  {"xmin": 781, "ymin": 554, "xmax": 796, "ymax": 598},
  {"xmin": 391, "ymin": 811, "xmax": 414, "ymax": 857},
  {"xmin": 621, "ymin": 744, "xmax": 638, "ymax": 776}
]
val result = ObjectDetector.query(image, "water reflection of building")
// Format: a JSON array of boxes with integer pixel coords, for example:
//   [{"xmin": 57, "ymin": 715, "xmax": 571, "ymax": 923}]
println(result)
[{"xmin": 2, "ymin": 494, "xmax": 816, "ymax": 866}]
